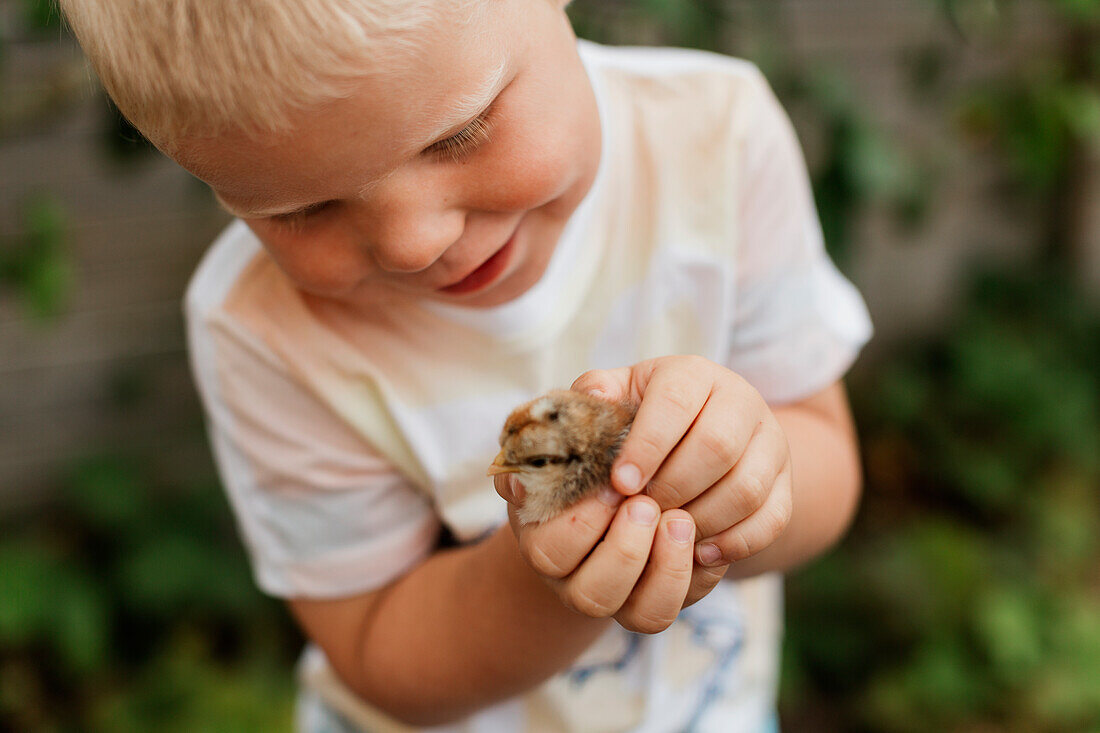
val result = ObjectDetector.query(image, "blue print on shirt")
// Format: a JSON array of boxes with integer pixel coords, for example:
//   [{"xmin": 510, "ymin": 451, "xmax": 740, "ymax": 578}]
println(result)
[
  {"xmin": 567, "ymin": 632, "xmax": 644, "ymax": 686},
  {"xmin": 681, "ymin": 604, "xmax": 746, "ymax": 731},
  {"xmin": 562, "ymin": 596, "xmax": 745, "ymax": 731}
]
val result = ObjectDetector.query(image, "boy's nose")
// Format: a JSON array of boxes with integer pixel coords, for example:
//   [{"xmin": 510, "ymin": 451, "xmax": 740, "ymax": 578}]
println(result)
[{"xmin": 358, "ymin": 206, "xmax": 466, "ymax": 274}]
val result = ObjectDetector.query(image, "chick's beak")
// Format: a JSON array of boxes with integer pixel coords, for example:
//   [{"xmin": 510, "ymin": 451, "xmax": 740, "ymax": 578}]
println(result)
[{"xmin": 487, "ymin": 451, "xmax": 520, "ymax": 476}]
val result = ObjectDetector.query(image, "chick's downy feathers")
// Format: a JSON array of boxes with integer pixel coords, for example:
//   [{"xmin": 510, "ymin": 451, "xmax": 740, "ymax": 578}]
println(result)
[{"xmin": 488, "ymin": 390, "xmax": 636, "ymax": 524}]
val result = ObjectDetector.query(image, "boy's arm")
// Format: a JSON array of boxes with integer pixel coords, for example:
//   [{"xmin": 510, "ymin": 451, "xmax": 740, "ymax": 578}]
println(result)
[
  {"xmin": 289, "ymin": 526, "xmax": 607, "ymax": 726},
  {"xmin": 288, "ymin": 481, "xmax": 693, "ymax": 727}
]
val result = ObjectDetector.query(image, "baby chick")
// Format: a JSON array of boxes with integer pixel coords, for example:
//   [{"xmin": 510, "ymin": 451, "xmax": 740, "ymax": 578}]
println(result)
[{"xmin": 488, "ymin": 390, "xmax": 636, "ymax": 524}]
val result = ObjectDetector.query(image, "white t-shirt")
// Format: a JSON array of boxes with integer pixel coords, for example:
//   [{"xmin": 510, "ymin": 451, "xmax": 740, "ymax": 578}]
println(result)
[{"xmin": 185, "ymin": 40, "xmax": 872, "ymax": 733}]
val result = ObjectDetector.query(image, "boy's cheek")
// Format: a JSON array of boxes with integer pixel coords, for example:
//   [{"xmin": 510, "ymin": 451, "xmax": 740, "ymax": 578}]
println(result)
[
  {"xmin": 247, "ymin": 222, "xmax": 371, "ymax": 296},
  {"xmin": 478, "ymin": 133, "xmax": 579, "ymax": 212}
]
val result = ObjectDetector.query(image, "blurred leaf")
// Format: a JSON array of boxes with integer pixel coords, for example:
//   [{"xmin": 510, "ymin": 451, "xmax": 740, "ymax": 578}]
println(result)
[
  {"xmin": 864, "ymin": 634, "xmax": 987, "ymax": 731},
  {"xmin": 865, "ymin": 520, "xmax": 994, "ymax": 633},
  {"xmin": 63, "ymin": 457, "xmax": 150, "ymax": 535},
  {"xmin": 941, "ymin": 437, "xmax": 1022, "ymax": 511},
  {"xmin": 972, "ymin": 585, "xmax": 1044, "ymax": 684},
  {"xmin": 0, "ymin": 194, "xmax": 73, "ymax": 320},
  {"xmin": 0, "ymin": 534, "xmax": 108, "ymax": 674},
  {"xmin": 937, "ymin": 0, "xmax": 1008, "ymax": 38},
  {"xmin": 53, "ymin": 575, "xmax": 110, "ymax": 673},
  {"xmin": 21, "ymin": 0, "xmax": 62, "ymax": 32},
  {"xmin": 1029, "ymin": 472, "xmax": 1100, "ymax": 570},
  {"xmin": 103, "ymin": 97, "xmax": 158, "ymax": 163},
  {"xmin": 1055, "ymin": 83, "xmax": 1100, "ymax": 138},
  {"xmin": 119, "ymin": 530, "xmax": 257, "ymax": 617},
  {"xmin": 0, "ymin": 538, "xmax": 59, "ymax": 644},
  {"xmin": 90, "ymin": 636, "xmax": 296, "ymax": 733},
  {"xmin": 867, "ymin": 362, "xmax": 932, "ymax": 425},
  {"xmin": 1053, "ymin": 0, "xmax": 1100, "ymax": 21}
]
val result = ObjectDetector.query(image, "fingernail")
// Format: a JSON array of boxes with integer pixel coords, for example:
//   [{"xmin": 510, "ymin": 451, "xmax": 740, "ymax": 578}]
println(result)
[
  {"xmin": 614, "ymin": 463, "xmax": 642, "ymax": 494},
  {"xmin": 628, "ymin": 501, "xmax": 658, "ymax": 525},
  {"xmin": 509, "ymin": 475, "xmax": 524, "ymax": 502},
  {"xmin": 586, "ymin": 387, "xmax": 607, "ymax": 398},
  {"xmin": 696, "ymin": 543, "xmax": 724, "ymax": 566},
  {"xmin": 668, "ymin": 519, "xmax": 694, "ymax": 543},
  {"xmin": 597, "ymin": 485, "xmax": 622, "ymax": 507}
]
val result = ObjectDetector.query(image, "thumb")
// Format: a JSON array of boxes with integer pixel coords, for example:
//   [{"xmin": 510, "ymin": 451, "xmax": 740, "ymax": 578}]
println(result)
[{"xmin": 570, "ymin": 367, "xmax": 633, "ymax": 403}]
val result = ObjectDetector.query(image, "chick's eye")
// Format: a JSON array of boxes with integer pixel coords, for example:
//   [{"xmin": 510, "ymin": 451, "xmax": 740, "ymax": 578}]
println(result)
[
  {"xmin": 528, "ymin": 457, "xmax": 548, "ymax": 468},
  {"xmin": 547, "ymin": 411, "xmax": 560, "ymax": 422}
]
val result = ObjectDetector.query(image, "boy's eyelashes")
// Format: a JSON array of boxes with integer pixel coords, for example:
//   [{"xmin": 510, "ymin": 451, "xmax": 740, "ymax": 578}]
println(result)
[
  {"xmin": 424, "ymin": 110, "xmax": 494, "ymax": 162},
  {"xmin": 269, "ymin": 200, "xmax": 337, "ymax": 228}
]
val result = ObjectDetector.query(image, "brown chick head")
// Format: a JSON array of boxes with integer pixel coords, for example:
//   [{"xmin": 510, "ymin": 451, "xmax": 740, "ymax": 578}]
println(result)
[{"xmin": 488, "ymin": 390, "xmax": 636, "ymax": 524}]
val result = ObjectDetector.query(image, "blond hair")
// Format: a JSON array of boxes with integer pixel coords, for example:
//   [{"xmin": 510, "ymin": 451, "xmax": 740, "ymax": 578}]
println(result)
[{"xmin": 58, "ymin": 0, "xmax": 480, "ymax": 149}]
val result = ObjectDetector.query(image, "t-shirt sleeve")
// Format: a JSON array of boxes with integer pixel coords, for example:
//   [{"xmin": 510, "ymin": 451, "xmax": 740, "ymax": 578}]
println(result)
[
  {"xmin": 186, "ymin": 304, "xmax": 441, "ymax": 600},
  {"xmin": 725, "ymin": 68, "xmax": 872, "ymax": 404}
]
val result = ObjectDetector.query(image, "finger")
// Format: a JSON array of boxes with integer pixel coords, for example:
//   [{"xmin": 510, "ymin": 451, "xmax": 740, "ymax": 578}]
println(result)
[
  {"xmin": 560, "ymin": 496, "xmax": 660, "ymax": 618},
  {"xmin": 571, "ymin": 367, "xmax": 633, "ymax": 403},
  {"xmin": 493, "ymin": 473, "xmax": 525, "ymax": 504},
  {"xmin": 679, "ymin": 420, "xmax": 788, "ymax": 537},
  {"xmin": 683, "ymin": 562, "xmax": 729, "ymax": 608},
  {"xmin": 614, "ymin": 510, "xmax": 695, "ymax": 633},
  {"xmin": 611, "ymin": 357, "xmax": 714, "ymax": 495},
  {"xmin": 513, "ymin": 485, "xmax": 624, "ymax": 579},
  {"xmin": 695, "ymin": 468, "xmax": 793, "ymax": 565},
  {"xmin": 644, "ymin": 381, "xmax": 765, "ymax": 511}
]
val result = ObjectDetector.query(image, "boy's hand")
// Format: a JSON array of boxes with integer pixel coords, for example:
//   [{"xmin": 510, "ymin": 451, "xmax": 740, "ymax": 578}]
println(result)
[
  {"xmin": 572, "ymin": 356, "xmax": 793, "ymax": 592},
  {"xmin": 495, "ymin": 475, "xmax": 696, "ymax": 634}
]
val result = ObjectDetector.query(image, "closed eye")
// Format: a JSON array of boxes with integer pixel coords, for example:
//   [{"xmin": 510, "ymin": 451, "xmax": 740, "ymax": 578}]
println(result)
[
  {"xmin": 527, "ymin": 455, "xmax": 568, "ymax": 468},
  {"xmin": 268, "ymin": 200, "xmax": 337, "ymax": 229},
  {"xmin": 424, "ymin": 110, "xmax": 494, "ymax": 162}
]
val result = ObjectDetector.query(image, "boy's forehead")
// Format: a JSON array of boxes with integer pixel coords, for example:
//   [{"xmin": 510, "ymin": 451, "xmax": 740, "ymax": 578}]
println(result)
[{"xmin": 176, "ymin": 4, "xmax": 518, "ymax": 207}]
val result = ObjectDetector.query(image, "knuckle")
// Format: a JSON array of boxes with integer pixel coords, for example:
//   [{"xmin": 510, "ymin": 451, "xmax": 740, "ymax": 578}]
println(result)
[
  {"xmin": 770, "ymin": 495, "xmax": 793, "ymax": 533},
  {"xmin": 738, "ymin": 473, "xmax": 770, "ymax": 512},
  {"xmin": 612, "ymin": 539, "xmax": 649, "ymax": 567},
  {"xmin": 698, "ymin": 425, "xmax": 738, "ymax": 467},
  {"xmin": 679, "ymin": 354, "xmax": 711, "ymax": 372},
  {"xmin": 659, "ymin": 382, "xmax": 698, "ymax": 416},
  {"xmin": 645, "ymin": 475, "xmax": 679, "ymax": 507},
  {"xmin": 724, "ymin": 532, "xmax": 754, "ymax": 562},
  {"xmin": 631, "ymin": 429, "xmax": 667, "ymax": 466},
  {"xmin": 524, "ymin": 539, "xmax": 570, "ymax": 579},
  {"xmin": 574, "ymin": 506, "xmax": 612, "ymax": 538},
  {"xmin": 566, "ymin": 587, "xmax": 616, "ymax": 619},
  {"xmin": 623, "ymin": 610, "xmax": 676, "ymax": 635}
]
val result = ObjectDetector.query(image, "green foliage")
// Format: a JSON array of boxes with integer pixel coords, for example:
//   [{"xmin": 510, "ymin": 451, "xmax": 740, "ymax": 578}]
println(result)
[
  {"xmin": 785, "ymin": 268, "xmax": 1100, "ymax": 732},
  {"xmin": 21, "ymin": 0, "xmax": 63, "ymax": 33},
  {"xmin": 0, "ymin": 195, "xmax": 74, "ymax": 321},
  {"xmin": 568, "ymin": 0, "xmax": 928, "ymax": 268},
  {"xmin": 0, "ymin": 456, "xmax": 301, "ymax": 731},
  {"xmin": 102, "ymin": 97, "xmax": 159, "ymax": 164},
  {"xmin": 959, "ymin": 74, "xmax": 1100, "ymax": 191}
]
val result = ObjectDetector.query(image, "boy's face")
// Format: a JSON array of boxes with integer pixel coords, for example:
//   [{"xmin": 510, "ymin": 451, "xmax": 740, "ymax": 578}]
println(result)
[{"xmin": 176, "ymin": 0, "xmax": 600, "ymax": 308}]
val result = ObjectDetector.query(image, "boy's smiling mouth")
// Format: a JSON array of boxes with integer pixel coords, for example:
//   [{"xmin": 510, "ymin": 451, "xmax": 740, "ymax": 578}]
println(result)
[{"xmin": 438, "ymin": 230, "xmax": 518, "ymax": 296}]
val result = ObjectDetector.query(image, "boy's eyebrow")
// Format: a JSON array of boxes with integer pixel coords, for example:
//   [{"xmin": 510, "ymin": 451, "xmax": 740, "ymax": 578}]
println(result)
[
  {"xmin": 422, "ymin": 58, "xmax": 509, "ymax": 143},
  {"xmin": 214, "ymin": 192, "xmax": 303, "ymax": 219}
]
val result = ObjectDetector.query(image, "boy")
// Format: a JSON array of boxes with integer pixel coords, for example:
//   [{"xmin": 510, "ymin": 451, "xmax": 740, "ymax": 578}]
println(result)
[{"xmin": 59, "ymin": 1, "xmax": 872, "ymax": 730}]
